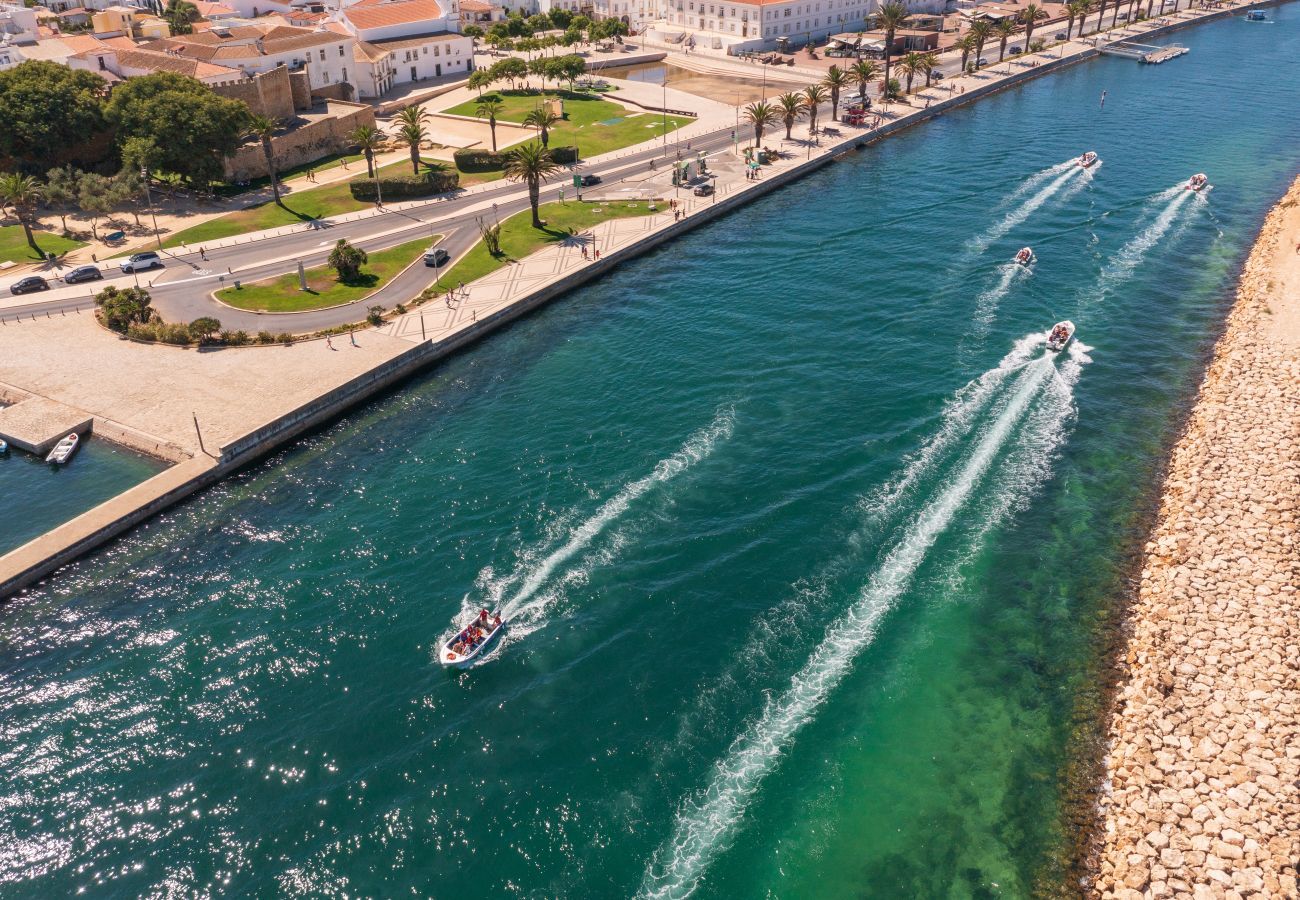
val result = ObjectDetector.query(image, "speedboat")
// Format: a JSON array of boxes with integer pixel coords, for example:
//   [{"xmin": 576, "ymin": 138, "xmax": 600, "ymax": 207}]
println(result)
[
  {"xmin": 439, "ymin": 609, "xmax": 506, "ymax": 668},
  {"xmin": 1046, "ymin": 320, "xmax": 1075, "ymax": 352},
  {"xmin": 1014, "ymin": 247, "xmax": 1035, "ymax": 266},
  {"xmin": 1079, "ymin": 151, "xmax": 1098, "ymax": 168},
  {"xmin": 1246, "ymin": 10, "xmax": 1266, "ymax": 20},
  {"xmin": 1187, "ymin": 173, "xmax": 1209, "ymax": 191},
  {"xmin": 45, "ymin": 433, "xmax": 79, "ymax": 465}
]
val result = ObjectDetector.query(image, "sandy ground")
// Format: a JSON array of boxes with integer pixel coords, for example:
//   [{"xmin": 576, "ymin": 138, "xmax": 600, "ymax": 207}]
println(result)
[
  {"xmin": 0, "ymin": 314, "xmax": 409, "ymax": 453},
  {"xmin": 1267, "ymin": 191, "xmax": 1300, "ymax": 348}
]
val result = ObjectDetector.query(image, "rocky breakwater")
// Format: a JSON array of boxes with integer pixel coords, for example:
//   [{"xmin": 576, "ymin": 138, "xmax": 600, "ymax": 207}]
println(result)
[{"xmin": 1092, "ymin": 176, "xmax": 1300, "ymax": 899}]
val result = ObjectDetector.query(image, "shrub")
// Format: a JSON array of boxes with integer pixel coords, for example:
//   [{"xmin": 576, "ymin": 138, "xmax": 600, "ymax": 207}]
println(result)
[
  {"xmin": 257, "ymin": 330, "xmax": 276, "ymax": 344},
  {"xmin": 328, "ymin": 239, "xmax": 368, "ymax": 282},
  {"xmin": 349, "ymin": 169, "xmax": 459, "ymax": 200},
  {"xmin": 189, "ymin": 316, "xmax": 222, "ymax": 343},
  {"xmin": 95, "ymin": 285, "xmax": 153, "ymax": 333},
  {"xmin": 366, "ymin": 305, "xmax": 385, "ymax": 326},
  {"xmin": 394, "ymin": 302, "xmax": 407, "ymax": 314},
  {"xmin": 219, "ymin": 329, "xmax": 252, "ymax": 345},
  {"xmin": 454, "ymin": 148, "xmax": 508, "ymax": 172},
  {"xmin": 277, "ymin": 332, "xmax": 293, "ymax": 345},
  {"xmin": 549, "ymin": 145, "xmax": 579, "ymax": 164},
  {"xmin": 157, "ymin": 322, "xmax": 192, "ymax": 344}
]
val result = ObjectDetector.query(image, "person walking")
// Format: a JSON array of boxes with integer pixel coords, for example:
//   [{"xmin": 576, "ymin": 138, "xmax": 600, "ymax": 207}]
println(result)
[{"xmin": 326, "ymin": 336, "xmax": 335, "ymax": 350}]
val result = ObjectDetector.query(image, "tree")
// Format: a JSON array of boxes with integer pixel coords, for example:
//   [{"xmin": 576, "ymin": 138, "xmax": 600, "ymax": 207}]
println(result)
[
  {"xmin": 463, "ymin": 24, "xmax": 485, "ymax": 42},
  {"xmin": 0, "ymin": 61, "xmax": 108, "ymax": 171},
  {"xmin": 468, "ymin": 68, "xmax": 494, "ymax": 97},
  {"xmin": 0, "ymin": 173, "xmax": 43, "ymax": 251},
  {"xmin": 956, "ymin": 33, "xmax": 977, "ymax": 72},
  {"xmin": 503, "ymin": 141, "xmax": 559, "ymax": 228},
  {"xmin": 164, "ymin": 0, "xmax": 200, "ymax": 34},
  {"xmin": 921, "ymin": 51, "xmax": 939, "ymax": 87},
  {"xmin": 528, "ymin": 55, "xmax": 550, "ymax": 89},
  {"xmin": 527, "ymin": 12, "xmax": 551, "ymax": 31},
  {"xmin": 112, "ymin": 168, "xmax": 148, "ymax": 227},
  {"xmin": 395, "ymin": 105, "xmax": 429, "ymax": 175},
  {"xmin": 522, "ymin": 107, "xmax": 560, "ymax": 148},
  {"xmin": 549, "ymin": 7, "xmax": 573, "ymax": 28},
  {"xmin": 328, "ymin": 238, "xmax": 368, "ymax": 282},
  {"xmin": 1066, "ymin": 1, "xmax": 1089, "ymax": 38},
  {"xmin": 94, "ymin": 285, "xmax": 153, "ymax": 333},
  {"xmin": 77, "ymin": 172, "xmax": 117, "ymax": 239},
  {"xmin": 741, "ymin": 100, "xmax": 781, "ymax": 148},
  {"xmin": 562, "ymin": 25, "xmax": 584, "ymax": 47},
  {"xmin": 246, "ymin": 114, "xmax": 282, "ymax": 203},
  {"xmin": 188, "ymin": 316, "xmax": 222, "ymax": 343},
  {"xmin": 775, "ymin": 92, "xmax": 807, "ymax": 141},
  {"xmin": 803, "ymin": 84, "xmax": 828, "ymax": 134},
  {"xmin": 43, "ymin": 166, "xmax": 81, "ymax": 233},
  {"xmin": 349, "ymin": 124, "xmax": 384, "ymax": 179},
  {"xmin": 873, "ymin": 1, "xmax": 910, "ymax": 96},
  {"xmin": 850, "ymin": 59, "xmax": 879, "ymax": 105},
  {"xmin": 1096, "ymin": 0, "xmax": 1108, "ymax": 34},
  {"xmin": 552, "ymin": 54, "xmax": 586, "ymax": 90},
  {"xmin": 994, "ymin": 18, "xmax": 1018, "ymax": 62},
  {"xmin": 1021, "ymin": 4, "xmax": 1044, "ymax": 49},
  {"xmin": 477, "ymin": 97, "xmax": 505, "ymax": 152},
  {"xmin": 822, "ymin": 65, "xmax": 850, "ymax": 122},
  {"xmin": 489, "ymin": 56, "xmax": 527, "ymax": 90},
  {"xmin": 969, "ymin": 20, "xmax": 993, "ymax": 67},
  {"xmin": 105, "ymin": 72, "xmax": 248, "ymax": 187},
  {"xmin": 897, "ymin": 51, "xmax": 924, "ymax": 94},
  {"xmin": 879, "ymin": 77, "xmax": 902, "ymax": 100}
]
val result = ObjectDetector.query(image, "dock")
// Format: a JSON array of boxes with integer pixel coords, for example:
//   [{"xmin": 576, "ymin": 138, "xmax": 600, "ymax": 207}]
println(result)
[{"xmin": 1099, "ymin": 39, "xmax": 1190, "ymax": 63}]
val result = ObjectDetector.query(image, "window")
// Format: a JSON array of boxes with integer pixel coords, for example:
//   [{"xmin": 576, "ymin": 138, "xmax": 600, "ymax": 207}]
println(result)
[
  {"xmin": 319, "ymin": 49, "xmax": 325, "ymax": 61},
  {"xmin": 339, "ymin": 45, "xmax": 344, "ymax": 56}
]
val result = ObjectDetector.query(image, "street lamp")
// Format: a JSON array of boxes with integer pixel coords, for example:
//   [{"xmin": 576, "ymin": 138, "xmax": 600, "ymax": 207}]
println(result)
[{"xmin": 140, "ymin": 166, "xmax": 162, "ymax": 250}]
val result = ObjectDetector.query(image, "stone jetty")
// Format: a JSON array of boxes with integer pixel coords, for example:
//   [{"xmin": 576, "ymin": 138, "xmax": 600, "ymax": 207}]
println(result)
[{"xmin": 1092, "ymin": 175, "xmax": 1300, "ymax": 898}]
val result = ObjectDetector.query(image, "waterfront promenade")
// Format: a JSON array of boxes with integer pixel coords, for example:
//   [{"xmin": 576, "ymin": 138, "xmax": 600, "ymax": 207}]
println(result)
[
  {"xmin": 0, "ymin": 0, "xmax": 1280, "ymax": 600},
  {"xmin": 1091, "ymin": 175, "xmax": 1300, "ymax": 899}
]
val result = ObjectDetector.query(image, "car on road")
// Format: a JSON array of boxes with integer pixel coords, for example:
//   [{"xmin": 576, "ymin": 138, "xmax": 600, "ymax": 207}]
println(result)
[
  {"xmin": 423, "ymin": 247, "xmax": 450, "ymax": 267},
  {"xmin": 578, "ymin": 174, "xmax": 601, "ymax": 187},
  {"xmin": 1010, "ymin": 45, "xmax": 1023, "ymax": 54},
  {"xmin": 692, "ymin": 183, "xmax": 715, "ymax": 197},
  {"xmin": 120, "ymin": 251, "xmax": 163, "ymax": 274},
  {"xmin": 930, "ymin": 71, "xmax": 943, "ymax": 81},
  {"xmin": 64, "ymin": 265, "xmax": 103, "ymax": 284},
  {"xmin": 9, "ymin": 275, "xmax": 50, "ymax": 295},
  {"xmin": 1055, "ymin": 31, "xmax": 1069, "ymax": 39},
  {"xmin": 977, "ymin": 57, "xmax": 989, "ymax": 67}
]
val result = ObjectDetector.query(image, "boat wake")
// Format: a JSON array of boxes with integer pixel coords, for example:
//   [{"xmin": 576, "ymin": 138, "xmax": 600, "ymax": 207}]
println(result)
[
  {"xmin": 639, "ymin": 339, "xmax": 1080, "ymax": 900},
  {"xmin": 1092, "ymin": 183, "xmax": 1201, "ymax": 302},
  {"xmin": 967, "ymin": 163, "xmax": 1083, "ymax": 255},
  {"xmin": 448, "ymin": 406, "xmax": 735, "ymax": 656},
  {"xmin": 972, "ymin": 261, "xmax": 1032, "ymax": 331}
]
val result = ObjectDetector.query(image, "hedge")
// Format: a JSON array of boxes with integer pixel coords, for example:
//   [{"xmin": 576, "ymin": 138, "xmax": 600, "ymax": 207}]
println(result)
[
  {"xmin": 350, "ymin": 169, "xmax": 459, "ymax": 200},
  {"xmin": 453, "ymin": 145, "xmax": 579, "ymax": 173}
]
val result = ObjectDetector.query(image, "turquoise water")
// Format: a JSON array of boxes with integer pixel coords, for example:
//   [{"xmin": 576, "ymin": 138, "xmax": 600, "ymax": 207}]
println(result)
[
  {"xmin": 3, "ymin": 11, "xmax": 1300, "ymax": 898},
  {"xmin": 0, "ymin": 437, "xmax": 164, "ymax": 555}
]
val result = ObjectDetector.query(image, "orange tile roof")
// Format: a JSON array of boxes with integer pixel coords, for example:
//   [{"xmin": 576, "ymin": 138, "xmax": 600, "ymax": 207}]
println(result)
[{"xmin": 343, "ymin": 0, "xmax": 446, "ymax": 31}]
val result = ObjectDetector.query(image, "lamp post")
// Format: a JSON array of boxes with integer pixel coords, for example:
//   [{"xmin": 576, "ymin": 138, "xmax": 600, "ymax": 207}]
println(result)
[{"xmin": 140, "ymin": 166, "xmax": 161, "ymax": 250}]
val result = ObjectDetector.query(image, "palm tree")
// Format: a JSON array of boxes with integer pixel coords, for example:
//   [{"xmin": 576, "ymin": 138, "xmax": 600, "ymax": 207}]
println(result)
[
  {"xmin": 821, "ymin": 65, "xmax": 851, "ymax": 122},
  {"xmin": 468, "ymin": 69, "xmax": 493, "ymax": 97},
  {"xmin": 522, "ymin": 107, "xmax": 560, "ymax": 148},
  {"xmin": 956, "ymin": 33, "xmax": 977, "ymax": 72},
  {"xmin": 476, "ymin": 97, "xmax": 504, "ymax": 152},
  {"xmin": 897, "ymin": 51, "xmax": 924, "ymax": 94},
  {"xmin": 246, "ymin": 115, "xmax": 281, "ymax": 204},
  {"xmin": 503, "ymin": 142, "xmax": 560, "ymax": 228},
  {"xmin": 395, "ymin": 105, "xmax": 429, "ymax": 175},
  {"xmin": 1096, "ymin": 0, "xmax": 1108, "ymax": 34},
  {"xmin": 1066, "ymin": 0, "xmax": 1088, "ymax": 39},
  {"xmin": 850, "ymin": 59, "xmax": 879, "ymax": 105},
  {"xmin": 803, "ymin": 84, "xmax": 828, "ymax": 135},
  {"xmin": 775, "ymin": 92, "xmax": 807, "ymax": 140},
  {"xmin": 873, "ymin": 1, "xmax": 910, "ymax": 97},
  {"xmin": 741, "ymin": 100, "xmax": 781, "ymax": 148},
  {"xmin": 921, "ymin": 51, "xmax": 939, "ymax": 87},
  {"xmin": 1021, "ymin": 3, "xmax": 1043, "ymax": 49},
  {"xmin": 350, "ymin": 124, "xmax": 384, "ymax": 179},
  {"xmin": 969, "ymin": 20, "xmax": 994, "ymax": 67},
  {"xmin": 0, "ymin": 172, "xmax": 44, "ymax": 252},
  {"xmin": 994, "ymin": 18, "xmax": 1017, "ymax": 62}
]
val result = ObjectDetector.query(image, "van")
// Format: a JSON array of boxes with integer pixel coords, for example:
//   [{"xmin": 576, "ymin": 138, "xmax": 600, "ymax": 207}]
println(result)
[{"xmin": 120, "ymin": 251, "xmax": 163, "ymax": 273}]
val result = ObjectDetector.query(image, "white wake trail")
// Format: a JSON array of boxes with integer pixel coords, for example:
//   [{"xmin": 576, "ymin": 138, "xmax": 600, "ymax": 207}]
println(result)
[
  {"xmin": 998, "ymin": 159, "xmax": 1077, "ymax": 208},
  {"xmin": 968, "ymin": 165, "xmax": 1082, "ymax": 254},
  {"xmin": 496, "ymin": 407, "xmax": 735, "ymax": 624},
  {"xmin": 640, "ymin": 348, "xmax": 1075, "ymax": 900},
  {"xmin": 973, "ymin": 261, "xmax": 1030, "ymax": 329},
  {"xmin": 1094, "ymin": 184, "xmax": 1196, "ymax": 300}
]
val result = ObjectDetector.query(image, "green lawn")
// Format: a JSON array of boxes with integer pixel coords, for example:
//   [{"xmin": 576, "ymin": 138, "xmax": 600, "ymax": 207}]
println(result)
[
  {"xmin": 445, "ymin": 90, "xmax": 691, "ymax": 157},
  {"xmin": 163, "ymin": 159, "xmax": 502, "ymax": 250},
  {"xmin": 0, "ymin": 225, "xmax": 85, "ymax": 265},
  {"xmin": 215, "ymin": 237, "xmax": 436, "ymax": 312},
  {"xmin": 443, "ymin": 199, "xmax": 662, "ymax": 287}
]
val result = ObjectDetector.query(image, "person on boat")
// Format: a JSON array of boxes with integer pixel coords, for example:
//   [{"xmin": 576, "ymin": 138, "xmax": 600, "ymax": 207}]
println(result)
[
  {"xmin": 479, "ymin": 609, "xmax": 490, "ymax": 625},
  {"xmin": 492, "ymin": 614, "xmax": 503, "ymax": 629}
]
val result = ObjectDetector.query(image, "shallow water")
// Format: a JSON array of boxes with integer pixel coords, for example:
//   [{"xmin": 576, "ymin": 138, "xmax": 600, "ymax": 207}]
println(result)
[{"xmin": 3, "ymin": 10, "xmax": 1300, "ymax": 898}]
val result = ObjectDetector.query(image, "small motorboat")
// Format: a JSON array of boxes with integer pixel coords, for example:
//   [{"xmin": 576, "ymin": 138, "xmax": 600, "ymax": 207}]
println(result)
[
  {"xmin": 1015, "ymin": 247, "xmax": 1035, "ymax": 266},
  {"xmin": 1047, "ymin": 320, "xmax": 1075, "ymax": 352},
  {"xmin": 439, "ymin": 608, "xmax": 506, "ymax": 668},
  {"xmin": 1187, "ymin": 173, "xmax": 1209, "ymax": 192},
  {"xmin": 1079, "ymin": 151, "xmax": 1099, "ymax": 168},
  {"xmin": 45, "ymin": 433, "xmax": 79, "ymax": 465},
  {"xmin": 1245, "ymin": 10, "xmax": 1266, "ymax": 20},
  {"xmin": 0, "ymin": 438, "xmax": 7, "ymax": 455}
]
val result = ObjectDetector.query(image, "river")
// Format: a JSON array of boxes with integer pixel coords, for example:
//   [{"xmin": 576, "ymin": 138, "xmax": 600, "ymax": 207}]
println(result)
[{"xmin": 3, "ymin": 9, "xmax": 1299, "ymax": 898}]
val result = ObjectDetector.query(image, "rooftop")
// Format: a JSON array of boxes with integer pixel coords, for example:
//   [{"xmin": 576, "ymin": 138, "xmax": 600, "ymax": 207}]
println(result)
[{"xmin": 342, "ymin": 0, "xmax": 447, "ymax": 31}]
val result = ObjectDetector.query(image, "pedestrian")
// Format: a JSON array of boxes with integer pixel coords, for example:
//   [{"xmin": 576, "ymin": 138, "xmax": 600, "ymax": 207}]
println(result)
[
  {"xmin": 582, "ymin": 244, "xmax": 589, "ymax": 259},
  {"xmin": 458, "ymin": 281, "xmax": 466, "ymax": 298},
  {"xmin": 594, "ymin": 249, "xmax": 600, "ymax": 260},
  {"xmin": 471, "ymin": 310, "xmax": 477, "ymax": 322},
  {"xmin": 350, "ymin": 330, "xmax": 358, "ymax": 347},
  {"xmin": 326, "ymin": 336, "xmax": 334, "ymax": 350},
  {"xmin": 199, "ymin": 246, "xmax": 207, "ymax": 260}
]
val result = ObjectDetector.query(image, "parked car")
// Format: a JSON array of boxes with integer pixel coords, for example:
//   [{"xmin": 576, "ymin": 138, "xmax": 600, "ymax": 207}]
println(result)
[
  {"xmin": 64, "ymin": 265, "xmax": 103, "ymax": 284},
  {"xmin": 119, "ymin": 251, "xmax": 163, "ymax": 274},
  {"xmin": 578, "ymin": 174, "xmax": 601, "ymax": 187},
  {"xmin": 1010, "ymin": 45, "xmax": 1023, "ymax": 54},
  {"xmin": 9, "ymin": 275, "xmax": 49, "ymax": 295},
  {"xmin": 1055, "ymin": 31, "xmax": 1069, "ymax": 40},
  {"xmin": 930, "ymin": 71, "xmax": 943, "ymax": 81},
  {"xmin": 423, "ymin": 247, "xmax": 450, "ymax": 267},
  {"xmin": 692, "ymin": 183, "xmax": 715, "ymax": 197},
  {"xmin": 977, "ymin": 57, "xmax": 989, "ymax": 67}
]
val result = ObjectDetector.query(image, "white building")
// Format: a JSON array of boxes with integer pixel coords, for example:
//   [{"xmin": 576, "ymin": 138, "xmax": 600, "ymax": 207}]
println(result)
[
  {"xmin": 142, "ymin": 23, "xmax": 358, "ymax": 92},
  {"xmin": 652, "ymin": 0, "xmax": 881, "ymax": 51},
  {"xmin": 338, "ymin": 0, "xmax": 474, "ymax": 88},
  {"xmin": 0, "ymin": 1, "xmax": 40, "ymax": 45}
]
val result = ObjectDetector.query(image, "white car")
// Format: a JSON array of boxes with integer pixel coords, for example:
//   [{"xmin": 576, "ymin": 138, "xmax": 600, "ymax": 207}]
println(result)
[{"xmin": 120, "ymin": 251, "xmax": 164, "ymax": 273}]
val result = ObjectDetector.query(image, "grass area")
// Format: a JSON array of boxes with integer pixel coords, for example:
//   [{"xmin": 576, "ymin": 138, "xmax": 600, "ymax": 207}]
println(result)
[
  {"xmin": 0, "ymin": 225, "xmax": 85, "ymax": 265},
  {"xmin": 215, "ymin": 237, "xmax": 435, "ymax": 312},
  {"xmin": 444, "ymin": 199, "xmax": 661, "ymax": 286},
  {"xmin": 445, "ymin": 90, "xmax": 691, "ymax": 157},
  {"xmin": 163, "ymin": 159, "xmax": 503, "ymax": 250}
]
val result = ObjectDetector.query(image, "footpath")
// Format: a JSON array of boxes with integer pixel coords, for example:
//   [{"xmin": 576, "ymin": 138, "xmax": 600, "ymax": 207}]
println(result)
[{"xmin": 1091, "ymin": 175, "xmax": 1300, "ymax": 900}]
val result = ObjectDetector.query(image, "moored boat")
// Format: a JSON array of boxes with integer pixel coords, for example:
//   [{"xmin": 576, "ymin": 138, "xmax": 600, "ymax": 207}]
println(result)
[
  {"xmin": 1079, "ymin": 151, "xmax": 1098, "ymax": 168},
  {"xmin": 0, "ymin": 438, "xmax": 7, "ymax": 455},
  {"xmin": 1046, "ymin": 321, "xmax": 1075, "ymax": 352},
  {"xmin": 439, "ymin": 609, "xmax": 506, "ymax": 668},
  {"xmin": 1015, "ymin": 247, "xmax": 1035, "ymax": 266},
  {"xmin": 1246, "ymin": 9, "xmax": 1266, "ymax": 20},
  {"xmin": 45, "ymin": 433, "xmax": 79, "ymax": 465},
  {"xmin": 1187, "ymin": 173, "xmax": 1209, "ymax": 192}
]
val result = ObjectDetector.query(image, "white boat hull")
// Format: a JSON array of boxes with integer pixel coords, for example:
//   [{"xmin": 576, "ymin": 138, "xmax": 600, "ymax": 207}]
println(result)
[
  {"xmin": 1047, "ymin": 321, "xmax": 1075, "ymax": 352},
  {"xmin": 439, "ymin": 613, "xmax": 506, "ymax": 668},
  {"xmin": 45, "ymin": 433, "xmax": 79, "ymax": 465}
]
